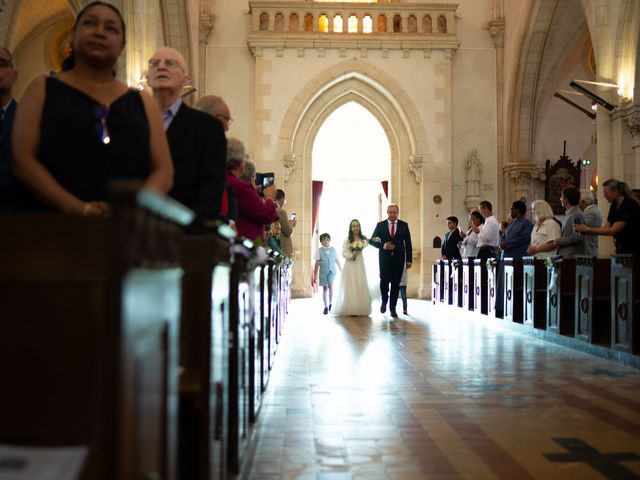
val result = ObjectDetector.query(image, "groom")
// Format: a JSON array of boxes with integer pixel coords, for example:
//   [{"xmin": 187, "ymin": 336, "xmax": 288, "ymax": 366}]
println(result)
[{"xmin": 371, "ymin": 204, "xmax": 412, "ymax": 317}]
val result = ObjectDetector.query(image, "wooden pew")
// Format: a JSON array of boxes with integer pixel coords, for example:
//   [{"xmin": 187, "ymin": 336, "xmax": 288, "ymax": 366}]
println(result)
[
  {"xmin": 575, "ymin": 256, "xmax": 611, "ymax": 346},
  {"xmin": 473, "ymin": 258, "xmax": 488, "ymax": 315},
  {"xmin": 443, "ymin": 260, "xmax": 453, "ymax": 305},
  {"xmin": 432, "ymin": 262, "xmax": 440, "ymax": 304},
  {"xmin": 486, "ymin": 258, "xmax": 501, "ymax": 318},
  {"xmin": 546, "ymin": 257, "xmax": 576, "ymax": 336},
  {"xmin": 523, "ymin": 257, "xmax": 547, "ymax": 329},
  {"xmin": 0, "ymin": 183, "xmax": 191, "ymax": 480},
  {"xmin": 462, "ymin": 258, "xmax": 475, "ymax": 311},
  {"xmin": 177, "ymin": 225, "xmax": 234, "ymax": 480},
  {"xmin": 451, "ymin": 259, "xmax": 463, "ymax": 308},
  {"xmin": 227, "ymin": 241, "xmax": 253, "ymax": 474},
  {"xmin": 504, "ymin": 258, "xmax": 523, "ymax": 323},
  {"xmin": 611, "ymin": 255, "xmax": 640, "ymax": 354},
  {"xmin": 249, "ymin": 248, "xmax": 268, "ymax": 424}
]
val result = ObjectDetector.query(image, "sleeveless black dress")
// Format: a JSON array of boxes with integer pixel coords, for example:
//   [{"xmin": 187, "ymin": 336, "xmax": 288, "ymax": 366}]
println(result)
[{"xmin": 24, "ymin": 76, "xmax": 151, "ymax": 209}]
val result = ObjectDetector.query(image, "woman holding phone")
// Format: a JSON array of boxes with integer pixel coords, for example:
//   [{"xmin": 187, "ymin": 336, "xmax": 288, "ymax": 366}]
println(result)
[{"xmin": 226, "ymin": 138, "xmax": 278, "ymax": 242}]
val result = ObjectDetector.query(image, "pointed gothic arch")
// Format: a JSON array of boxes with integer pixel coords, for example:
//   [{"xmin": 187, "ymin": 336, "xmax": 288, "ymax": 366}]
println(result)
[{"xmin": 275, "ymin": 58, "xmax": 429, "ymax": 297}]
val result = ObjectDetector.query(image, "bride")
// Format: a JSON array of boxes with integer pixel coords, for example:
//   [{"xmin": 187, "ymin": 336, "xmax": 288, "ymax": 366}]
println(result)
[{"xmin": 332, "ymin": 219, "xmax": 372, "ymax": 316}]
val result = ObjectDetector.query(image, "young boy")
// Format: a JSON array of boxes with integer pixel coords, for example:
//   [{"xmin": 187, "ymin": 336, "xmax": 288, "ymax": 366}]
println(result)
[{"xmin": 314, "ymin": 233, "xmax": 341, "ymax": 314}]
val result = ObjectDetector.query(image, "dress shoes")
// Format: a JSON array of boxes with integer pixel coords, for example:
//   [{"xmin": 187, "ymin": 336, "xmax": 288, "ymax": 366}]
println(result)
[
  {"xmin": 380, "ymin": 302, "xmax": 387, "ymax": 314},
  {"xmin": 323, "ymin": 307, "xmax": 328, "ymax": 315},
  {"xmin": 390, "ymin": 309, "xmax": 398, "ymax": 318}
]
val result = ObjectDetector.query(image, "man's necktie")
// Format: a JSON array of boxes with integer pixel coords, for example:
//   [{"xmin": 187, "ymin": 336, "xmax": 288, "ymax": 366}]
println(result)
[
  {"xmin": 391, "ymin": 222, "xmax": 395, "ymax": 238},
  {"xmin": 162, "ymin": 110, "xmax": 172, "ymax": 130}
]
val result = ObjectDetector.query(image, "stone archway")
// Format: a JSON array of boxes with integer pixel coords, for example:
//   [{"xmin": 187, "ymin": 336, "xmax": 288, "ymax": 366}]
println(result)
[{"xmin": 274, "ymin": 58, "xmax": 429, "ymax": 297}]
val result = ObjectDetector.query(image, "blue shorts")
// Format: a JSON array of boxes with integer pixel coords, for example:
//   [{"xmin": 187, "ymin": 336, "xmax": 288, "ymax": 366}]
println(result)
[{"xmin": 319, "ymin": 270, "xmax": 335, "ymax": 287}]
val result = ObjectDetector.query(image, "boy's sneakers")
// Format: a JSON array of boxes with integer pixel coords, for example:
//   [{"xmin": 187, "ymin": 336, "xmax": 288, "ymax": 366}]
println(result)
[{"xmin": 323, "ymin": 307, "xmax": 329, "ymax": 315}]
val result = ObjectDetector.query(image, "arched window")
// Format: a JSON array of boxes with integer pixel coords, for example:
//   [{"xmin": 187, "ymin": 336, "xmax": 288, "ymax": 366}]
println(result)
[
  {"xmin": 333, "ymin": 15, "xmax": 343, "ymax": 33},
  {"xmin": 259, "ymin": 13, "xmax": 269, "ymax": 31},
  {"xmin": 422, "ymin": 15, "xmax": 432, "ymax": 33},
  {"xmin": 363, "ymin": 15, "xmax": 373, "ymax": 33},
  {"xmin": 347, "ymin": 15, "xmax": 358, "ymax": 33},
  {"xmin": 377, "ymin": 14, "xmax": 387, "ymax": 33},
  {"xmin": 319, "ymin": 14, "xmax": 329, "ymax": 32},
  {"xmin": 274, "ymin": 13, "xmax": 284, "ymax": 32},
  {"xmin": 289, "ymin": 13, "xmax": 299, "ymax": 32}
]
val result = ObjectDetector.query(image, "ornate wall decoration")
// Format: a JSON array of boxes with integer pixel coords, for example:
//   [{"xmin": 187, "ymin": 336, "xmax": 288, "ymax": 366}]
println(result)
[
  {"xmin": 464, "ymin": 148, "xmax": 482, "ymax": 211},
  {"xmin": 283, "ymin": 153, "xmax": 296, "ymax": 182},
  {"xmin": 408, "ymin": 154, "xmax": 423, "ymax": 183},
  {"xmin": 544, "ymin": 143, "xmax": 581, "ymax": 214}
]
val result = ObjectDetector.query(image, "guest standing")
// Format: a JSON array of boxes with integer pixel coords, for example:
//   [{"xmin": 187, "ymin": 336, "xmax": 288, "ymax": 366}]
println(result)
[{"xmin": 12, "ymin": 1, "xmax": 172, "ymax": 215}]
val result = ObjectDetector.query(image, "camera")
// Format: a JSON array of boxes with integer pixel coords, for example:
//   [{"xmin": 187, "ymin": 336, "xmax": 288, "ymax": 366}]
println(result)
[{"xmin": 255, "ymin": 172, "xmax": 275, "ymax": 196}]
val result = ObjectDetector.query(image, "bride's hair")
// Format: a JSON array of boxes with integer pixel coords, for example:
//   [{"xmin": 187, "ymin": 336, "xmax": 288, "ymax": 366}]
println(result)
[{"xmin": 348, "ymin": 219, "xmax": 367, "ymax": 243}]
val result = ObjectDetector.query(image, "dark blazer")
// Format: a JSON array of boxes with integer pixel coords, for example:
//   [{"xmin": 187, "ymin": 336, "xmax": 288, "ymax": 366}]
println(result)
[
  {"xmin": 0, "ymin": 99, "xmax": 18, "ymax": 210},
  {"xmin": 166, "ymin": 103, "xmax": 227, "ymax": 221},
  {"xmin": 441, "ymin": 228, "xmax": 462, "ymax": 259},
  {"xmin": 370, "ymin": 219, "xmax": 413, "ymax": 270}
]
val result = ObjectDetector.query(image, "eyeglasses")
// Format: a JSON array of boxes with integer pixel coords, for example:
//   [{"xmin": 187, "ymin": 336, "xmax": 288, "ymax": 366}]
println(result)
[
  {"xmin": 0, "ymin": 59, "xmax": 13, "ymax": 68},
  {"xmin": 216, "ymin": 113, "xmax": 233, "ymax": 125},
  {"xmin": 148, "ymin": 58, "xmax": 183, "ymax": 70},
  {"xmin": 95, "ymin": 105, "xmax": 111, "ymax": 145}
]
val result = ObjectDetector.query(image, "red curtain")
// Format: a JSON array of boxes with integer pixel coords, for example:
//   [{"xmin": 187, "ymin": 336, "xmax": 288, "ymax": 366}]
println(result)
[
  {"xmin": 312, "ymin": 181, "xmax": 323, "ymax": 237},
  {"xmin": 381, "ymin": 181, "xmax": 389, "ymax": 199}
]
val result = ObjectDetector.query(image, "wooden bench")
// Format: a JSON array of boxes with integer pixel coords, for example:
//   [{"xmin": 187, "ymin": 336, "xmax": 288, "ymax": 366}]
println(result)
[
  {"xmin": 451, "ymin": 259, "xmax": 464, "ymax": 308},
  {"xmin": 473, "ymin": 258, "xmax": 488, "ymax": 315},
  {"xmin": 523, "ymin": 257, "xmax": 547, "ymax": 329},
  {"xmin": 443, "ymin": 260, "xmax": 453, "ymax": 305},
  {"xmin": 575, "ymin": 256, "xmax": 611, "ymax": 346},
  {"xmin": 611, "ymin": 255, "xmax": 640, "ymax": 354},
  {"xmin": 249, "ymin": 248, "xmax": 269, "ymax": 424},
  {"xmin": 0, "ymin": 183, "xmax": 191, "ymax": 480},
  {"xmin": 462, "ymin": 258, "xmax": 475, "ymax": 311},
  {"xmin": 486, "ymin": 258, "xmax": 502, "ymax": 318},
  {"xmin": 177, "ymin": 225, "xmax": 234, "ymax": 480},
  {"xmin": 504, "ymin": 258, "xmax": 523, "ymax": 323},
  {"xmin": 227, "ymin": 241, "xmax": 253, "ymax": 474},
  {"xmin": 546, "ymin": 257, "xmax": 576, "ymax": 336}
]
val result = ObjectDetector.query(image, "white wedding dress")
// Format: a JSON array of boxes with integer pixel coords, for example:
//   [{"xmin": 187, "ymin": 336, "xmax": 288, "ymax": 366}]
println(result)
[{"xmin": 332, "ymin": 238, "xmax": 372, "ymax": 316}]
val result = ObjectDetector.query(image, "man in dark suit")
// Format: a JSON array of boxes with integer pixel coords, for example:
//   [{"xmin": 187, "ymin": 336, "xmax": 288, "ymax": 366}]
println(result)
[
  {"xmin": 441, "ymin": 216, "xmax": 462, "ymax": 260},
  {"xmin": 0, "ymin": 47, "xmax": 18, "ymax": 211},
  {"xmin": 147, "ymin": 47, "xmax": 226, "ymax": 225},
  {"xmin": 370, "ymin": 204, "xmax": 412, "ymax": 318}
]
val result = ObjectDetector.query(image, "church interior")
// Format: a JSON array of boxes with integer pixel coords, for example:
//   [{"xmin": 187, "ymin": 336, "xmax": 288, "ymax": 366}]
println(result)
[{"xmin": 1, "ymin": 0, "xmax": 640, "ymax": 479}]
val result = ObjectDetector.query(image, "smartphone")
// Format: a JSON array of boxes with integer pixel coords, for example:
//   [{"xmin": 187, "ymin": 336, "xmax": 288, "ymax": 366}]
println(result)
[
  {"xmin": 290, "ymin": 213, "xmax": 296, "ymax": 221},
  {"xmin": 263, "ymin": 173, "xmax": 275, "ymax": 188}
]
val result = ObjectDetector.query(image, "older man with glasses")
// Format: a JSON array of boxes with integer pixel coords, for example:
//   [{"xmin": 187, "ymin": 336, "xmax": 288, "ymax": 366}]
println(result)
[
  {"xmin": 0, "ymin": 47, "xmax": 18, "ymax": 210},
  {"xmin": 147, "ymin": 47, "xmax": 227, "ymax": 227}
]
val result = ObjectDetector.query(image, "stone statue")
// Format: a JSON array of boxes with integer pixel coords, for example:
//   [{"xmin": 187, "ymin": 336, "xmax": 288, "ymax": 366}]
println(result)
[{"xmin": 464, "ymin": 148, "xmax": 482, "ymax": 211}]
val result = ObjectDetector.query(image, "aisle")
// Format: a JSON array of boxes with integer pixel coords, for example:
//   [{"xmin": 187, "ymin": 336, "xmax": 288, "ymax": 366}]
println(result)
[{"xmin": 244, "ymin": 298, "xmax": 640, "ymax": 480}]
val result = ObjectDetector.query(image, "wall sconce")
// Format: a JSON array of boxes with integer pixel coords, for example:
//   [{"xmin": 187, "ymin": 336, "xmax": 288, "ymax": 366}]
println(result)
[{"xmin": 569, "ymin": 80, "xmax": 616, "ymax": 111}]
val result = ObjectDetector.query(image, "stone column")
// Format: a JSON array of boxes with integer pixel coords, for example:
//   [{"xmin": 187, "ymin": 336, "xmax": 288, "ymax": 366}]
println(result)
[
  {"xmin": 198, "ymin": 0, "xmax": 214, "ymax": 94},
  {"xmin": 488, "ymin": 2, "xmax": 505, "ymax": 216}
]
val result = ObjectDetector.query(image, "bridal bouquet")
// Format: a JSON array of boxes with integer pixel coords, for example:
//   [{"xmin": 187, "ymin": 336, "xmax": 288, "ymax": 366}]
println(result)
[{"xmin": 350, "ymin": 239, "xmax": 366, "ymax": 253}]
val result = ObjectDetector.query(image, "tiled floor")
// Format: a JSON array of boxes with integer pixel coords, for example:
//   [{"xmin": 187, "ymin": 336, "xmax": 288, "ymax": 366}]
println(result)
[{"xmin": 245, "ymin": 298, "xmax": 640, "ymax": 479}]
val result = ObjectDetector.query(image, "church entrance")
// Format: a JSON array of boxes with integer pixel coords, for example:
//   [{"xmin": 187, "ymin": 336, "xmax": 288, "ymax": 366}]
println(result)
[{"xmin": 311, "ymin": 101, "xmax": 391, "ymax": 292}]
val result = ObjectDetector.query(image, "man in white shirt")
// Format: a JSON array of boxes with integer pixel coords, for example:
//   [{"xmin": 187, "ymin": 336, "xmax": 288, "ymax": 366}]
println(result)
[{"xmin": 474, "ymin": 200, "xmax": 500, "ymax": 261}]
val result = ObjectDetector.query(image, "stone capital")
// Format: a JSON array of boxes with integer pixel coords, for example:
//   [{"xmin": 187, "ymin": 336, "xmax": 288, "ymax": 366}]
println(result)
[
  {"xmin": 199, "ymin": 14, "xmax": 214, "ymax": 44},
  {"xmin": 488, "ymin": 18, "xmax": 505, "ymax": 48},
  {"xmin": 625, "ymin": 110, "xmax": 640, "ymax": 147},
  {"xmin": 283, "ymin": 153, "xmax": 297, "ymax": 182},
  {"xmin": 408, "ymin": 154, "xmax": 424, "ymax": 183}
]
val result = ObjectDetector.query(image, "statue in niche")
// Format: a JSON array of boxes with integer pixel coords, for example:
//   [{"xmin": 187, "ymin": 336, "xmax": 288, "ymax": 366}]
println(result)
[
  {"xmin": 465, "ymin": 148, "xmax": 482, "ymax": 198},
  {"xmin": 544, "ymin": 141, "xmax": 581, "ymax": 215},
  {"xmin": 437, "ymin": 15, "xmax": 447, "ymax": 33},
  {"xmin": 423, "ymin": 15, "xmax": 432, "ymax": 33}
]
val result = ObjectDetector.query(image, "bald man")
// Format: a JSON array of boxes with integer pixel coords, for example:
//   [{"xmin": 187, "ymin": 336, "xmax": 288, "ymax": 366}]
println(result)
[
  {"xmin": 195, "ymin": 95, "xmax": 232, "ymax": 132},
  {"xmin": 147, "ymin": 47, "xmax": 226, "ymax": 224}
]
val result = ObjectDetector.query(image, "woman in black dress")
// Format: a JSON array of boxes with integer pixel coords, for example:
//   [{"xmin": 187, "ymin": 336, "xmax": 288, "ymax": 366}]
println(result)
[{"xmin": 12, "ymin": 1, "xmax": 173, "ymax": 216}]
